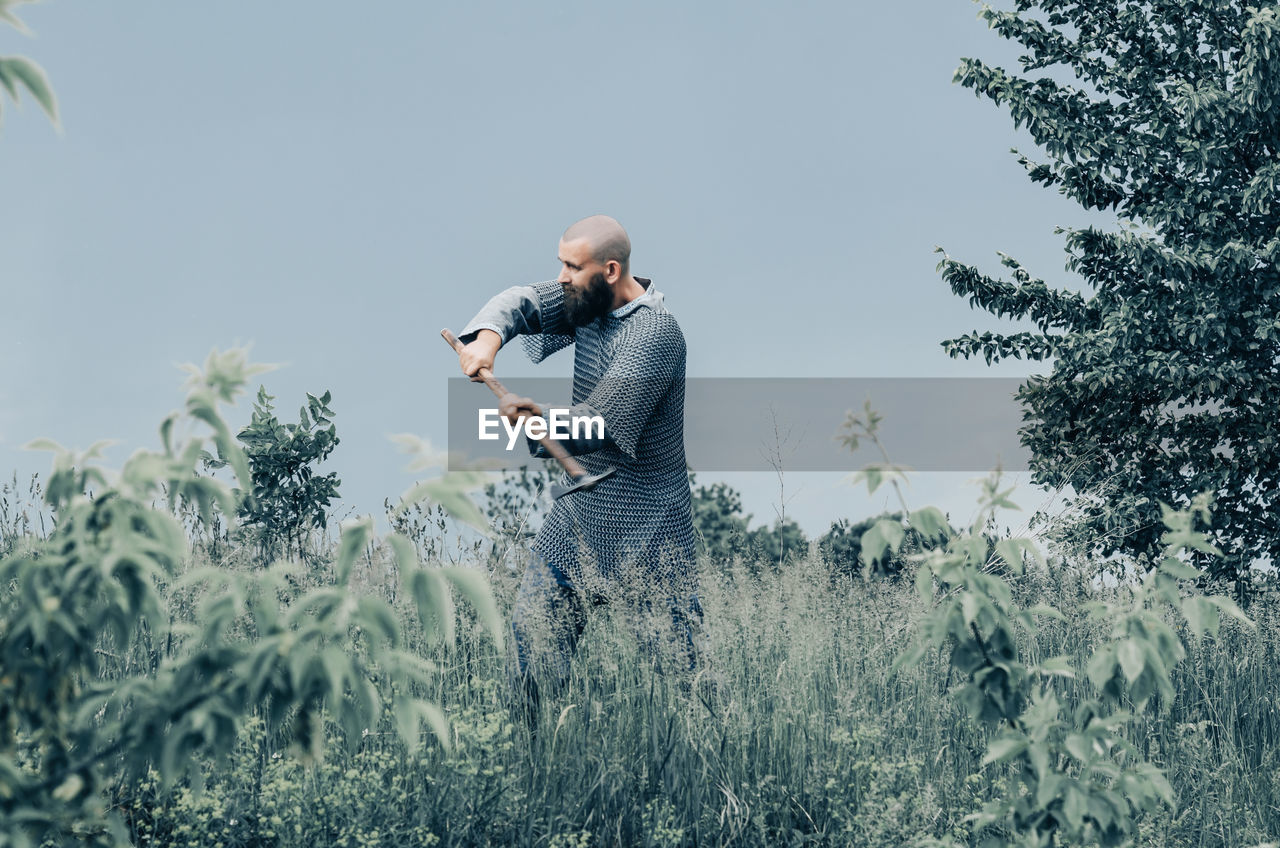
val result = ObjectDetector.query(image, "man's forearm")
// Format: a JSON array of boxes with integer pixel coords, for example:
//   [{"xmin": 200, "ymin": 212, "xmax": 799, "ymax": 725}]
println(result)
[{"xmin": 458, "ymin": 285, "xmax": 547, "ymax": 346}]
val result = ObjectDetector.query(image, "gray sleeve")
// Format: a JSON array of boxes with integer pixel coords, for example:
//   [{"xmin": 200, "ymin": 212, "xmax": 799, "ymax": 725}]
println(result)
[{"xmin": 458, "ymin": 280, "xmax": 576, "ymax": 363}]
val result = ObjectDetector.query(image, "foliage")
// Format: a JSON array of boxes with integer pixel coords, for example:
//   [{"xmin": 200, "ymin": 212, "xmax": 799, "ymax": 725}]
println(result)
[
  {"xmin": 819, "ymin": 511, "xmax": 944, "ymax": 580},
  {"xmin": 690, "ymin": 474, "xmax": 751, "ymax": 562},
  {"xmin": 480, "ymin": 462, "xmax": 557, "ymax": 565},
  {"xmin": 689, "ymin": 473, "xmax": 808, "ymax": 568},
  {"xmin": 7, "ymin": 422, "xmax": 1280, "ymax": 844},
  {"xmin": 222, "ymin": 386, "xmax": 342, "ymax": 561},
  {"xmin": 0, "ymin": 349, "xmax": 504, "ymax": 847},
  {"xmin": 867, "ymin": 470, "xmax": 1254, "ymax": 843},
  {"xmin": 938, "ymin": 0, "xmax": 1280, "ymax": 595},
  {"xmin": 744, "ymin": 515, "xmax": 808, "ymax": 566},
  {"xmin": 0, "ymin": 472, "xmax": 46, "ymax": 558},
  {"xmin": 43, "ymin": 508, "xmax": 1279, "ymax": 848},
  {"xmin": 0, "ymin": 0, "xmax": 57, "ymax": 130}
]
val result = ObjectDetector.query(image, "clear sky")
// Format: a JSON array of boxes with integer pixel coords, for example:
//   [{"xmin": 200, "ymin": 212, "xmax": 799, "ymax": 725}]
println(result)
[{"xmin": 0, "ymin": 1, "xmax": 1104, "ymax": 539}]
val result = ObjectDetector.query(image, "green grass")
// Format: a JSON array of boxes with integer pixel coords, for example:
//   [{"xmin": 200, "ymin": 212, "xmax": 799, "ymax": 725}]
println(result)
[{"xmin": 104, "ymin": 536, "xmax": 1280, "ymax": 848}]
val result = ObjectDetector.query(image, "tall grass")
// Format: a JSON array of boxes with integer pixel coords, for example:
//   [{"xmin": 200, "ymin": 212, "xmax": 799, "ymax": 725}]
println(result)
[{"xmin": 104, "ymin": 530, "xmax": 1280, "ymax": 848}]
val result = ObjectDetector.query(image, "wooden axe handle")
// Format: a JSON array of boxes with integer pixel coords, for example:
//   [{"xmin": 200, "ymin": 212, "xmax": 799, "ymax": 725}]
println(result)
[{"xmin": 441, "ymin": 328, "xmax": 589, "ymax": 480}]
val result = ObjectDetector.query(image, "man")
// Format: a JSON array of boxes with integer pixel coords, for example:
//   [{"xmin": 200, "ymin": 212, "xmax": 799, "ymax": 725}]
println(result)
[{"xmin": 455, "ymin": 215, "xmax": 700, "ymax": 722}]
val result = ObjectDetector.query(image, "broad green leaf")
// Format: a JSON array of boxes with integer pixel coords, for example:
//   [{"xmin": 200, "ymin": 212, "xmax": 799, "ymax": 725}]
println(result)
[
  {"xmin": 1027, "ymin": 740, "xmax": 1049, "ymax": 781},
  {"xmin": 356, "ymin": 596, "xmax": 401, "ymax": 649},
  {"xmin": 0, "ymin": 55, "xmax": 57, "ymax": 124},
  {"xmin": 393, "ymin": 695, "xmax": 452, "ymax": 755},
  {"xmin": 419, "ymin": 699, "xmax": 452, "ymax": 753},
  {"xmin": 1158, "ymin": 556, "xmax": 1203, "ymax": 580},
  {"xmin": 319, "ymin": 647, "xmax": 349, "ymax": 708},
  {"xmin": 995, "ymin": 538, "xmax": 1027, "ymax": 575},
  {"xmin": 1118, "ymin": 638, "xmax": 1145, "ymax": 684},
  {"xmin": 874, "ymin": 518, "xmax": 905, "ymax": 554},
  {"xmin": 908, "ymin": 506, "xmax": 950, "ymax": 542},
  {"xmin": 386, "ymin": 532, "xmax": 418, "ymax": 572},
  {"xmin": 409, "ymin": 567, "xmax": 455, "ymax": 647},
  {"xmin": 442, "ymin": 566, "xmax": 504, "ymax": 652},
  {"xmin": 1064, "ymin": 733, "xmax": 1093, "ymax": 763},
  {"xmin": 1206, "ymin": 595, "xmax": 1255, "ymax": 629},
  {"xmin": 397, "ymin": 473, "xmax": 492, "ymax": 538},
  {"xmin": 51, "ymin": 774, "xmax": 84, "ymax": 802},
  {"xmin": 1132, "ymin": 763, "xmax": 1176, "ymax": 807},
  {"xmin": 1086, "ymin": 645, "xmax": 1116, "ymax": 691},
  {"xmin": 891, "ymin": 638, "xmax": 929, "ymax": 676},
  {"xmin": 334, "ymin": 517, "xmax": 372, "ymax": 585},
  {"xmin": 1036, "ymin": 656, "xmax": 1076, "ymax": 679},
  {"xmin": 1026, "ymin": 603, "xmax": 1066, "ymax": 622},
  {"xmin": 859, "ymin": 524, "xmax": 888, "ymax": 565},
  {"xmin": 914, "ymin": 561, "xmax": 934, "ymax": 604},
  {"xmin": 1182, "ymin": 595, "xmax": 1218, "ymax": 640},
  {"xmin": 961, "ymin": 592, "xmax": 984, "ymax": 629},
  {"xmin": 1062, "ymin": 783, "xmax": 1087, "ymax": 832},
  {"xmin": 981, "ymin": 733, "xmax": 1026, "ymax": 766},
  {"xmin": 23, "ymin": 437, "xmax": 63, "ymax": 454},
  {"xmin": 1034, "ymin": 771, "xmax": 1062, "ymax": 811}
]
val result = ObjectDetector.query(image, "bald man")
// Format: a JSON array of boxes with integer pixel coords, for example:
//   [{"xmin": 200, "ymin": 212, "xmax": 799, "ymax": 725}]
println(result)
[{"xmin": 456, "ymin": 215, "xmax": 701, "ymax": 724}]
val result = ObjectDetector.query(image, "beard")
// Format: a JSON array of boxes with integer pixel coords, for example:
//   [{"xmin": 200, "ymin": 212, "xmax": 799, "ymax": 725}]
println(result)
[{"xmin": 563, "ymin": 272, "xmax": 613, "ymax": 327}]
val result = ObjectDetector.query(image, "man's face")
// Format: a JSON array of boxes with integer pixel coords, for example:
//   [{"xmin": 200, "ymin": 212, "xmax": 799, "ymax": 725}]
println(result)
[{"xmin": 558, "ymin": 238, "xmax": 614, "ymax": 327}]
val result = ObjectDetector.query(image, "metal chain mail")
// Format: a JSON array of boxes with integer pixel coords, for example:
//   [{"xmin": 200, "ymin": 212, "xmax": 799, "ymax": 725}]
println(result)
[{"xmin": 461, "ymin": 279, "xmax": 697, "ymax": 602}]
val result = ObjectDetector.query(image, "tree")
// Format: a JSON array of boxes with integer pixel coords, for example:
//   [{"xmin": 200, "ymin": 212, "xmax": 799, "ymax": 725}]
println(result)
[
  {"xmin": 939, "ymin": 1, "xmax": 1280, "ymax": 595},
  {"xmin": 0, "ymin": 0, "xmax": 58, "ymax": 129},
  {"xmin": 689, "ymin": 475, "xmax": 752, "ymax": 563},
  {"xmin": 0, "ymin": 350, "xmax": 504, "ymax": 845},
  {"xmin": 228, "ymin": 387, "xmax": 342, "ymax": 562},
  {"xmin": 818, "ymin": 511, "xmax": 955, "ymax": 580},
  {"xmin": 688, "ymin": 474, "xmax": 809, "ymax": 568},
  {"xmin": 745, "ymin": 515, "xmax": 809, "ymax": 566}
]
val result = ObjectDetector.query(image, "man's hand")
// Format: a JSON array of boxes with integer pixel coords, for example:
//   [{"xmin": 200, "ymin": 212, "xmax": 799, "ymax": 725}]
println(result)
[
  {"xmin": 459, "ymin": 329, "xmax": 502, "ymax": 382},
  {"xmin": 498, "ymin": 392, "xmax": 543, "ymax": 428}
]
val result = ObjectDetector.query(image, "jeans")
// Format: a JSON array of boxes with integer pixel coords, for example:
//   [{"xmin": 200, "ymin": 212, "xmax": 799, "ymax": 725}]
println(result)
[{"xmin": 509, "ymin": 552, "xmax": 703, "ymax": 722}]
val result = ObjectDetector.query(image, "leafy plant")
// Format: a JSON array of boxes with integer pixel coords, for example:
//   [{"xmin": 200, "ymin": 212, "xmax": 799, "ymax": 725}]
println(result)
[
  {"xmin": 689, "ymin": 473, "xmax": 808, "ymax": 569},
  {"xmin": 840, "ymin": 404, "xmax": 1255, "ymax": 847},
  {"xmin": 937, "ymin": 0, "xmax": 1280, "ymax": 597},
  {"xmin": 819, "ymin": 512, "xmax": 933, "ymax": 580},
  {"xmin": 0, "ymin": 0, "xmax": 57, "ymax": 130},
  {"xmin": 223, "ymin": 386, "xmax": 342, "ymax": 561},
  {"xmin": 0, "ymin": 349, "xmax": 505, "ymax": 847},
  {"xmin": 690, "ymin": 474, "xmax": 752, "ymax": 563}
]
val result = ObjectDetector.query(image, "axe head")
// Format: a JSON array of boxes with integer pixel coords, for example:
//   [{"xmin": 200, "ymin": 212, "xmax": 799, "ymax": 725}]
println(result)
[{"xmin": 549, "ymin": 466, "xmax": 617, "ymax": 500}]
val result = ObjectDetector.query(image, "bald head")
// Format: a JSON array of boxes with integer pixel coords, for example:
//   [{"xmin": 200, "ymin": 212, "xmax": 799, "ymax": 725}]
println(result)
[{"xmin": 562, "ymin": 215, "xmax": 631, "ymax": 276}]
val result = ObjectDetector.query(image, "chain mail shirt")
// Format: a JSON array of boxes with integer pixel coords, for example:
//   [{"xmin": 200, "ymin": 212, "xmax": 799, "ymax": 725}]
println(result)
[{"xmin": 460, "ymin": 279, "xmax": 696, "ymax": 592}]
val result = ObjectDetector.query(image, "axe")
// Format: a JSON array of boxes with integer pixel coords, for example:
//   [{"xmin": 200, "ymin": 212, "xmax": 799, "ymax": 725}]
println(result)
[{"xmin": 441, "ymin": 329, "xmax": 617, "ymax": 500}]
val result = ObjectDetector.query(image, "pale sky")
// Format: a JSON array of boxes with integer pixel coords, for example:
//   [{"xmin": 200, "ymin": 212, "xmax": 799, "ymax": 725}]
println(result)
[{"xmin": 0, "ymin": 1, "xmax": 1104, "ymax": 538}]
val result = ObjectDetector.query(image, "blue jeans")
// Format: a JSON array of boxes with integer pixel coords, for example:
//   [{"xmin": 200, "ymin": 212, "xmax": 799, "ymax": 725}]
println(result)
[{"xmin": 509, "ymin": 553, "xmax": 703, "ymax": 720}]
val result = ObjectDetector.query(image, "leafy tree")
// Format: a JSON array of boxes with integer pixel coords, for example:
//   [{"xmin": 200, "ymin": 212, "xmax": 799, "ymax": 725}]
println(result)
[
  {"xmin": 0, "ymin": 0, "xmax": 57, "ymax": 129},
  {"xmin": 902, "ymin": 479, "xmax": 1252, "ymax": 848},
  {"xmin": 840, "ymin": 403, "xmax": 1254, "ymax": 847},
  {"xmin": 228, "ymin": 387, "xmax": 342, "ymax": 561},
  {"xmin": 744, "ymin": 515, "xmax": 809, "ymax": 566},
  {"xmin": 819, "ymin": 511, "xmax": 945, "ymax": 580},
  {"xmin": 688, "ymin": 474, "xmax": 808, "ymax": 568},
  {"xmin": 0, "ymin": 350, "xmax": 504, "ymax": 846},
  {"xmin": 938, "ymin": 2, "xmax": 1280, "ymax": 596},
  {"xmin": 689, "ymin": 474, "xmax": 752, "ymax": 562}
]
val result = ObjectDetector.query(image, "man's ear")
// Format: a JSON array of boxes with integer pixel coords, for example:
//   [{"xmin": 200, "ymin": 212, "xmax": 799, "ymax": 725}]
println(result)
[{"xmin": 605, "ymin": 259, "xmax": 623, "ymax": 284}]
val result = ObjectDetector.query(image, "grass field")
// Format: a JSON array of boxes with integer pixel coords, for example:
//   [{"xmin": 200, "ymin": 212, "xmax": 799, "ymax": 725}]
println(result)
[{"xmin": 97, "ymin": 526, "xmax": 1280, "ymax": 848}]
